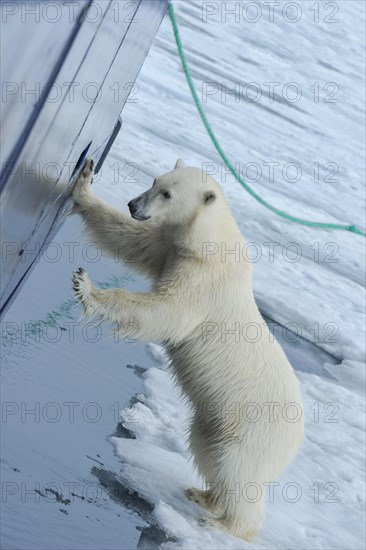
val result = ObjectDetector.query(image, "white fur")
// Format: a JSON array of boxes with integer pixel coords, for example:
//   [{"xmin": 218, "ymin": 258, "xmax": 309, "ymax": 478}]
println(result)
[{"xmin": 71, "ymin": 158, "xmax": 304, "ymax": 540}]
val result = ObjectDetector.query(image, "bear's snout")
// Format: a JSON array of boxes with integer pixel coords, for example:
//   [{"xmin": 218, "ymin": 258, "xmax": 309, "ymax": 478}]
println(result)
[
  {"xmin": 128, "ymin": 199, "xmax": 138, "ymax": 215},
  {"xmin": 128, "ymin": 196, "xmax": 150, "ymax": 220}
]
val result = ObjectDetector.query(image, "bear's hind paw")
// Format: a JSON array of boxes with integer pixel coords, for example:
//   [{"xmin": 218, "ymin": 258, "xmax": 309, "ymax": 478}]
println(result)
[
  {"xmin": 186, "ymin": 487, "xmax": 221, "ymax": 514},
  {"xmin": 199, "ymin": 516, "xmax": 258, "ymax": 541}
]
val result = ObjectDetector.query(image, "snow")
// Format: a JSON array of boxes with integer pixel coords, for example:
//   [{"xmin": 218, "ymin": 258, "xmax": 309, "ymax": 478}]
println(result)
[{"xmin": 2, "ymin": 0, "xmax": 365, "ymax": 548}]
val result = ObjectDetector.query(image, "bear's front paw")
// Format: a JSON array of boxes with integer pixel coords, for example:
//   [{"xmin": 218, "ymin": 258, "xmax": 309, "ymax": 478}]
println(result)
[
  {"xmin": 72, "ymin": 267, "xmax": 93, "ymax": 309},
  {"xmin": 71, "ymin": 158, "xmax": 94, "ymax": 202},
  {"xmin": 81, "ymin": 158, "xmax": 94, "ymax": 180}
]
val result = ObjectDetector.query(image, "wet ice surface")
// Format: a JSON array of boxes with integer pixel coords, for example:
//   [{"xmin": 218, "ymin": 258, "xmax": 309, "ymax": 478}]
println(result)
[
  {"xmin": 1, "ymin": 1, "xmax": 365, "ymax": 548},
  {"xmin": 1, "ymin": 218, "xmax": 167, "ymax": 550}
]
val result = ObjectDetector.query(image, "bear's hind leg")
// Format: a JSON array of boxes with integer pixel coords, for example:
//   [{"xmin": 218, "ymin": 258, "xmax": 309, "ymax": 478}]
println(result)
[{"xmin": 196, "ymin": 443, "xmax": 266, "ymax": 540}]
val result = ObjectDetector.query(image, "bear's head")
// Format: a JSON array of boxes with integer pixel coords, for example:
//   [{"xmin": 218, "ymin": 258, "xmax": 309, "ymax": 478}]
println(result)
[{"xmin": 127, "ymin": 159, "xmax": 221, "ymax": 226}]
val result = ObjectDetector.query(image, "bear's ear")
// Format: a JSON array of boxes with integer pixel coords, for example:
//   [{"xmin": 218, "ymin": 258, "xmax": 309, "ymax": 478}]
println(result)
[
  {"xmin": 174, "ymin": 158, "xmax": 186, "ymax": 169},
  {"xmin": 203, "ymin": 191, "xmax": 216, "ymax": 205}
]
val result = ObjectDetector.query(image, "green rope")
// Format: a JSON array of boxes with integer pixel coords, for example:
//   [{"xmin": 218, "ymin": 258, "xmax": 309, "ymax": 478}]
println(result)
[{"xmin": 168, "ymin": 4, "xmax": 365, "ymax": 238}]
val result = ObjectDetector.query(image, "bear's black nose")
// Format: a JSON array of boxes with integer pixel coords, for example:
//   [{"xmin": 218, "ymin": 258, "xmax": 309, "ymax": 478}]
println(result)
[{"xmin": 128, "ymin": 200, "xmax": 137, "ymax": 215}]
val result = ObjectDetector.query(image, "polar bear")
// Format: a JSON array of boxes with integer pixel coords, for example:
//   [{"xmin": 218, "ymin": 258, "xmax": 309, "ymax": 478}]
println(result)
[{"xmin": 71, "ymin": 158, "xmax": 304, "ymax": 540}]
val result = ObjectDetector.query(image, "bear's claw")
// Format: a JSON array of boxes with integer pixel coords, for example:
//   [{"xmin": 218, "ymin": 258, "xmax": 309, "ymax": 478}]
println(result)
[
  {"xmin": 81, "ymin": 158, "xmax": 94, "ymax": 177},
  {"xmin": 72, "ymin": 268, "xmax": 92, "ymax": 306},
  {"xmin": 185, "ymin": 487, "xmax": 203, "ymax": 505},
  {"xmin": 71, "ymin": 159, "xmax": 94, "ymax": 204},
  {"xmin": 199, "ymin": 517, "xmax": 212, "ymax": 526}
]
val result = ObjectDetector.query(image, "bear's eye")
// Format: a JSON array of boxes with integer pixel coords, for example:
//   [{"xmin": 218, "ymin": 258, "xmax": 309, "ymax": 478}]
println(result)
[{"xmin": 162, "ymin": 191, "xmax": 171, "ymax": 199}]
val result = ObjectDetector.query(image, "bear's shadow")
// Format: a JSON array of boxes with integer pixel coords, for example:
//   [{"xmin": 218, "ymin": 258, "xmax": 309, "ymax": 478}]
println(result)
[{"xmin": 91, "ymin": 465, "xmax": 176, "ymax": 549}]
